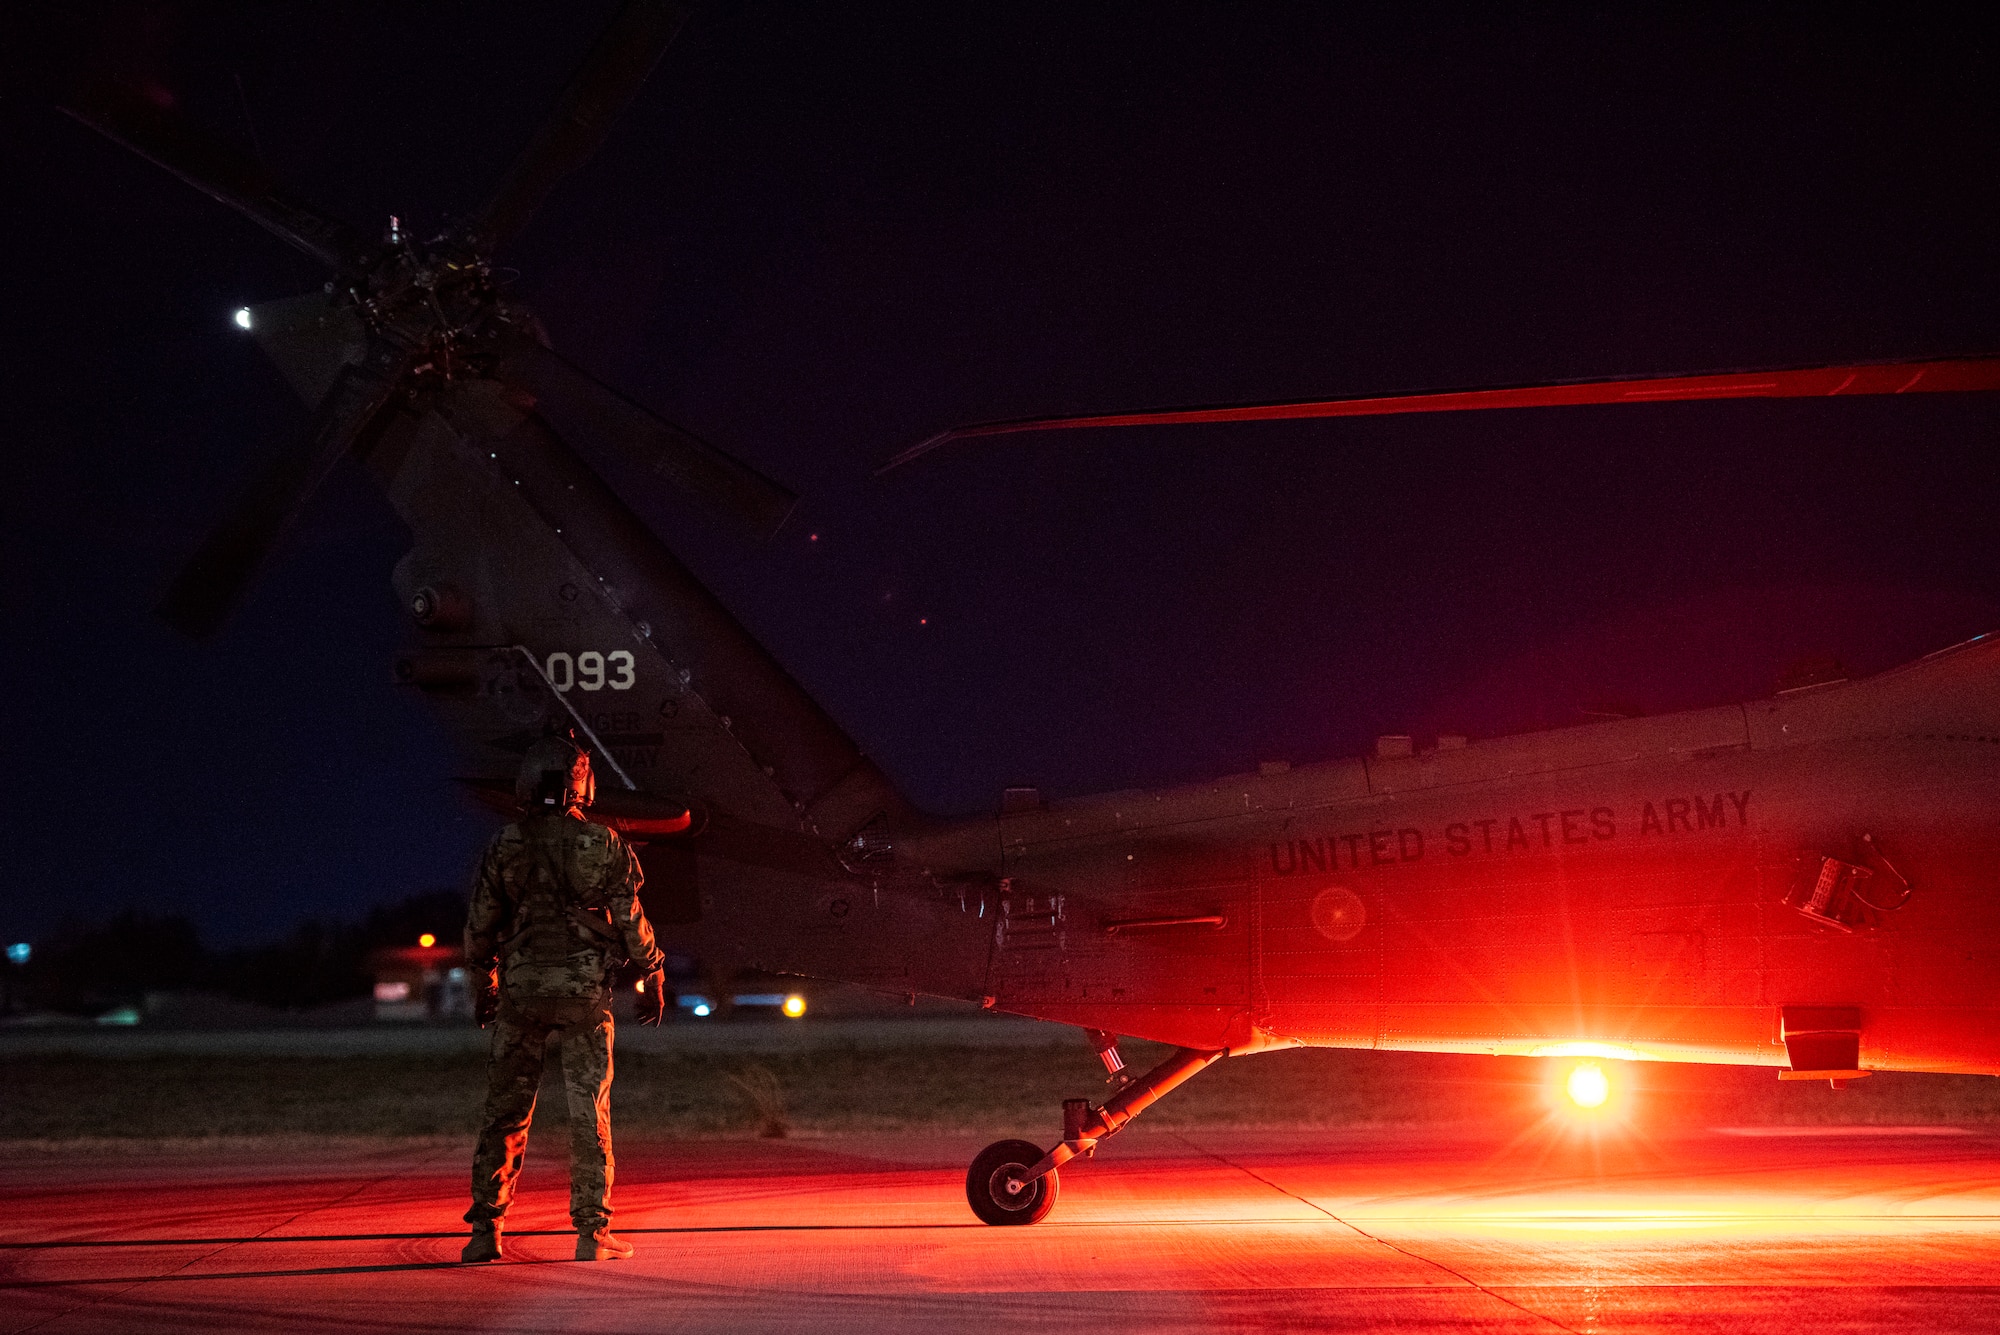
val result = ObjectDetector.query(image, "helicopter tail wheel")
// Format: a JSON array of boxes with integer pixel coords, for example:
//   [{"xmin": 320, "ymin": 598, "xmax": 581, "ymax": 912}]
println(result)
[{"xmin": 966, "ymin": 1139, "xmax": 1060, "ymax": 1225}]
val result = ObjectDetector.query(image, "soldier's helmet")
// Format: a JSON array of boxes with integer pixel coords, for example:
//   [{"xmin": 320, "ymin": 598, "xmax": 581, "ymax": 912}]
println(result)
[{"xmin": 516, "ymin": 736, "xmax": 596, "ymax": 810}]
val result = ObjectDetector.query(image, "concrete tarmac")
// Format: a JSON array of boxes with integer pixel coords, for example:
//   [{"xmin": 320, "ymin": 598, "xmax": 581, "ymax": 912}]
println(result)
[{"xmin": 4, "ymin": 1122, "xmax": 1998, "ymax": 1333}]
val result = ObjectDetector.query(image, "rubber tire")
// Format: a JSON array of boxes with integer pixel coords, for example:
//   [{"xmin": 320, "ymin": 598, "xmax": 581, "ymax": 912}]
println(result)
[{"xmin": 966, "ymin": 1138, "xmax": 1060, "ymax": 1225}]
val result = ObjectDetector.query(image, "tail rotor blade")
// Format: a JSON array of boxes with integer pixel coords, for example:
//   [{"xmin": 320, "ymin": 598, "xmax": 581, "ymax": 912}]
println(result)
[
  {"xmin": 60, "ymin": 82, "xmax": 363, "ymax": 269},
  {"xmin": 882, "ymin": 355, "xmax": 2000, "ymax": 473},
  {"xmin": 159, "ymin": 356, "xmax": 406, "ymax": 638},
  {"xmin": 507, "ymin": 340, "xmax": 796, "ymax": 538},
  {"xmin": 461, "ymin": 0, "xmax": 691, "ymax": 255}
]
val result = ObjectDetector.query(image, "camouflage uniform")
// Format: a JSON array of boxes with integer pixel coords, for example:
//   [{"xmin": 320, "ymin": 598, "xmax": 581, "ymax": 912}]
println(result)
[{"xmin": 463, "ymin": 809, "xmax": 662, "ymax": 1231}]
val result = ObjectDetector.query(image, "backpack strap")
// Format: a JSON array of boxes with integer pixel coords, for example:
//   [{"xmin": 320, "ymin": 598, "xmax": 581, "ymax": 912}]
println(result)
[
  {"xmin": 515, "ymin": 831, "xmax": 577, "ymax": 965},
  {"xmin": 502, "ymin": 821, "xmax": 626, "ymax": 967}
]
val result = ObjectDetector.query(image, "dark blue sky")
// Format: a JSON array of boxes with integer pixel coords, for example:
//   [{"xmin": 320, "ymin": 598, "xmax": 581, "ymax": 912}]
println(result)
[{"xmin": 4, "ymin": 3, "xmax": 1999, "ymax": 945}]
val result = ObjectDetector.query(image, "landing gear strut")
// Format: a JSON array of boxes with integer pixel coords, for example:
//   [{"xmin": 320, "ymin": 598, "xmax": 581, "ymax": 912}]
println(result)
[{"xmin": 964, "ymin": 1044, "xmax": 1224, "ymax": 1225}]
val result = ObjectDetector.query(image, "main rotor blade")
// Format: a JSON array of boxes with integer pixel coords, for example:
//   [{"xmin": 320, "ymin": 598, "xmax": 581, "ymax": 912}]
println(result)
[
  {"xmin": 506, "ymin": 340, "xmax": 797, "ymax": 538},
  {"xmin": 159, "ymin": 355, "xmax": 407, "ymax": 638},
  {"xmin": 881, "ymin": 355, "xmax": 2000, "ymax": 473},
  {"xmin": 461, "ymin": 0, "xmax": 691, "ymax": 255},
  {"xmin": 60, "ymin": 82, "xmax": 363, "ymax": 269}
]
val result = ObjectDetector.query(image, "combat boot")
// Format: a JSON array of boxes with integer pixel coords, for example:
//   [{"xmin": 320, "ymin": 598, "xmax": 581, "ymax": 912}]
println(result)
[
  {"xmin": 575, "ymin": 1225, "xmax": 634, "ymax": 1261},
  {"xmin": 461, "ymin": 1220, "xmax": 504, "ymax": 1263}
]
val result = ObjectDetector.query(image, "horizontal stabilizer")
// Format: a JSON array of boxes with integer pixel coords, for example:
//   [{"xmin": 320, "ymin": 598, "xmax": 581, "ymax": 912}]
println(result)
[{"xmin": 457, "ymin": 777, "xmax": 698, "ymax": 838}]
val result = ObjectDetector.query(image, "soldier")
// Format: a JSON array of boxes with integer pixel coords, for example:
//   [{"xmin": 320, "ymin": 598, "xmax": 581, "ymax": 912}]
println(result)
[{"xmin": 460, "ymin": 737, "xmax": 667, "ymax": 1264}]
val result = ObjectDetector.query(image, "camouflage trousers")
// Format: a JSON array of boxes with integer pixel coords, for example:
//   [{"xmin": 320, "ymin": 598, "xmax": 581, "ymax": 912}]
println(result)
[{"xmin": 466, "ymin": 993, "xmax": 617, "ymax": 1230}]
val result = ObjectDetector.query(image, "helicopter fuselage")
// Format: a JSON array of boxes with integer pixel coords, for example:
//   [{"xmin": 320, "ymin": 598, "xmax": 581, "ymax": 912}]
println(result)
[
  {"xmin": 373, "ymin": 387, "xmax": 2000, "ymax": 1078},
  {"xmin": 929, "ymin": 653, "xmax": 2000, "ymax": 1075}
]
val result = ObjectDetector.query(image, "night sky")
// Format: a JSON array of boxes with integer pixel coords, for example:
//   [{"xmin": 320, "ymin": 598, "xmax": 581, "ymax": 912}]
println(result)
[{"xmin": 4, "ymin": 4, "xmax": 1999, "ymax": 947}]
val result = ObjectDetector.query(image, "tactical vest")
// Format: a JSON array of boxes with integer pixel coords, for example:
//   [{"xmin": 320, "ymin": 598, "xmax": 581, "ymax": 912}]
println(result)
[{"xmin": 499, "ymin": 821, "xmax": 622, "ymax": 973}]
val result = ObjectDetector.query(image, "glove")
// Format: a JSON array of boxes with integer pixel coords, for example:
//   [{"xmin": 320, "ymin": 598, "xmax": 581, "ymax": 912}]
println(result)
[
  {"xmin": 639, "ymin": 970, "xmax": 668, "ymax": 1026},
  {"xmin": 473, "ymin": 973, "xmax": 500, "ymax": 1028}
]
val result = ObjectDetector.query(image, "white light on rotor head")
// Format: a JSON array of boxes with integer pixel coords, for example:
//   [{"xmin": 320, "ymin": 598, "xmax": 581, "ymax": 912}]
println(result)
[{"xmin": 234, "ymin": 307, "xmax": 253, "ymax": 330}]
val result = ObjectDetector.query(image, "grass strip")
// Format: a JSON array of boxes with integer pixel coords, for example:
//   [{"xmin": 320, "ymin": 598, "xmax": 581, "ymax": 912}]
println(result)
[{"xmin": 7, "ymin": 1044, "xmax": 2000, "ymax": 1141}]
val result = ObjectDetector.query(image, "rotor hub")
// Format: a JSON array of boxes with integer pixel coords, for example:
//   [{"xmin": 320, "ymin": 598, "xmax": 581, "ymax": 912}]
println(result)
[{"xmin": 332, "ymin": 229, "xmax": 522, "ymax": 384}]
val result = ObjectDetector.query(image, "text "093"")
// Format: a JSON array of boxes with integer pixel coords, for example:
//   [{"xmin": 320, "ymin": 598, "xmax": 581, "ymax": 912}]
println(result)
[{"xmin": 545, "ymin": 650, "xmax": 636, "ymax": 692}]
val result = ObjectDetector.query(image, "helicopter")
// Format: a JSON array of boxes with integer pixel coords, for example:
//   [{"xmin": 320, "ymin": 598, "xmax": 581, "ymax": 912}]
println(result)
[{"xmin": 59, "ymin": 0, "xmax": 2000, "ymax": 1226}]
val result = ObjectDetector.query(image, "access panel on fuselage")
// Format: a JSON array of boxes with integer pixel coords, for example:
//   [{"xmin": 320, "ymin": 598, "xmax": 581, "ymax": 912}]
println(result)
[{"xmin": 989, "ymin": 831, "xmax": 1252, "ymax": 1047}]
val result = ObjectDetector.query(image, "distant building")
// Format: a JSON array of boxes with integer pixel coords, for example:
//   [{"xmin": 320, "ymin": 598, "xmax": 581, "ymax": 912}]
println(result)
[{"xmin": 368, "ymin": 943, "xmax": 472, "ymax": 1022}]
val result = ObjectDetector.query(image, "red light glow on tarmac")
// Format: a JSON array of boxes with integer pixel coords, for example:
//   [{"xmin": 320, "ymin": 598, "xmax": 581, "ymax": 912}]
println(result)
[{"xmin": 5, "ymin": 1126, "xmax": 1999, "ymax": 1331}]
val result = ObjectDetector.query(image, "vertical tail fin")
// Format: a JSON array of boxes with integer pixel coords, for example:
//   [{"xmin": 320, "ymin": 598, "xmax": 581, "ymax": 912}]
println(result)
[{"xmin": 375, "ymin": 384, "xmax": 907, "ymax": 841}]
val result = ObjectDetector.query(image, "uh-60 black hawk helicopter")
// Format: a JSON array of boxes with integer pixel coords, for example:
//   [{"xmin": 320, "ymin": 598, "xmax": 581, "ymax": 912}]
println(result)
[{"xmin": 66, "ymin": 1, "xmax": 2000, "ymax": 1225}]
